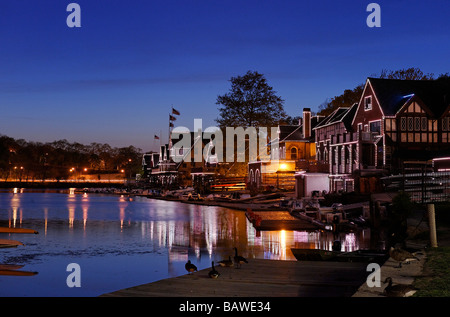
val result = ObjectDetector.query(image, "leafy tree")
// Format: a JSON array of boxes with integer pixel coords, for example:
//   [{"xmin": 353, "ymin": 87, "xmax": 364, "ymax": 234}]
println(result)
[
  {"xmin": 379, "ymin": 67, "xmax": 434, "ymax": 80},
  {"xmin": 0, "ymin": 134, "xmax": 143, "ymax": 181},
  {"xmin": 318, "ymin": 85, "xmax": 364, "ymax": 117},
  {"xmin": 216, "ymin": 71, "xmax": 287, "ymax": 128},
  {"xmin": 390, "ymin": 191, "xmax": 415, "ymax": 244}
]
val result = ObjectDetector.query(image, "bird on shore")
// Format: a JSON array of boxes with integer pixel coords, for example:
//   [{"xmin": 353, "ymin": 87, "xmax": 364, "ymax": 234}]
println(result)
[
  {"xmin": 218, "ymin": 256, "xmax": 233, "ymax": 267},
  {"xmin": 383, "ymin": 277, "xmax": 417, "ymax": 297},
  {"xmin": 208, "ymin": 261, "xmax": 220, "ymax": 279},
  {"xmin": 185, "ymin": 260, "xmax": 197, "ymax": 274},
  {"xmin": 233, "ymin": 247, "xmax": 248, "ymax": 269},
  {"xmin": 389, "ymin": 247, "xmax": 420, "ymax": 268}
]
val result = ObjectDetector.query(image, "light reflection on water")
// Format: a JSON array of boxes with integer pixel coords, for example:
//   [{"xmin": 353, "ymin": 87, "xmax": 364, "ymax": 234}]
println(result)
[{"xmin": 0, "ymin": 189, "xmax": 371, "ymax": 296}]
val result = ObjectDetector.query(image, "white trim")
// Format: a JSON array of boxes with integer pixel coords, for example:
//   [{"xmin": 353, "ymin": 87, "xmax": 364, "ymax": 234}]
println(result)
[
  {"xmin": 368, "ymin": 119, "xmax": 382, "ymax": 134},
  {"xmin": 395, "ymin": 94, "xmax": 418, "ymax": 115},
  {"xmin": 352, "ymin": 79, "xmax": 385, "ymax": 126},
  {"xmin": 364, "ymin": 96, "xmax": 372, "ymax": 111}
]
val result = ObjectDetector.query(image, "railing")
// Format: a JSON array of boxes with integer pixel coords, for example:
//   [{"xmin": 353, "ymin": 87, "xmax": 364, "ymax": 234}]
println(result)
[
  {"xmin": 381, "ymin": 171, "xmax": 450, "ymax": 203},
  {"xmin": 360, "ymin": 131, "xmax": 379, "ymax": 142}
]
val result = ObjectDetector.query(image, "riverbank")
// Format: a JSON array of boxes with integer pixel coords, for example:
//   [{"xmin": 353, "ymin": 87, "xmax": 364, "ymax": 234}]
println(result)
[
  {"xmin": 102, "ymin": 203, "xmax": 450, "ymax": 298},
  {"xmin": 0, "ymin": 181, "xmax": 125, "ymax": 189},
  {"xmin": 354, "ymin": 204, "xmax": 450, "ymax": 297},
  {"xmin": 101, "ymin": 258, "xmax": 369, "ymax": 297}
]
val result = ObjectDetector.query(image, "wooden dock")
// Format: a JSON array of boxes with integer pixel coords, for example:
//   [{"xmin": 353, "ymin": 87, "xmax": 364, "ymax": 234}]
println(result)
[
  {"xmin": 245, "ymin": 210, "xmax": 318, "ymax": 231},
  {"xmin": 102, "ymin": 259, "xmax": 368, "ymax": 297}
]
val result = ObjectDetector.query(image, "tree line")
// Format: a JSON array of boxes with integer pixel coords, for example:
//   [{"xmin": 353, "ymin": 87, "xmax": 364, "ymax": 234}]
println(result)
[
  {"xmin": 0, "ymin": 135, "xmax": 143, "ymax": 182},
  {"xmin": 215, "ymin": 68, "xmax": 450, "ymax": 129},
  {"xmin": 317, "ymin": 68, "xmax": 450, "ymax": 116}
]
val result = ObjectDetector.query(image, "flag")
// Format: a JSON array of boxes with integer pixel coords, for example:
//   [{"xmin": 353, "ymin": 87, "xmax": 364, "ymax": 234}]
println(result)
[
  {"xmin": 169, "ymin": 115, "xmax": 177, "ymax": 121},
  {"xmin": 169, "ymin": 122, "xmax": 174, "ymax": 127},
  {"xmin": 154, "ymin": 135, "xmax": 160, "ymax": 140},
  {"xmin": 172, "ymin": 108, "xmax": 180, "ymax": 116}
]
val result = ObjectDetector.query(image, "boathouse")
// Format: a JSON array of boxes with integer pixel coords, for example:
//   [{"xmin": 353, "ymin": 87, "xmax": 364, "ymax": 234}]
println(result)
[{"xmin": 314, "ymin": 77, "xmax": 450, "ymax": 194}]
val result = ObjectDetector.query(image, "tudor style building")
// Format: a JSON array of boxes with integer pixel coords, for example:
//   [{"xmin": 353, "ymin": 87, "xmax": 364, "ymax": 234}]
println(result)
[{"xmin": 314, "ymin": 77, "xmax": 450, "ymax": 193}]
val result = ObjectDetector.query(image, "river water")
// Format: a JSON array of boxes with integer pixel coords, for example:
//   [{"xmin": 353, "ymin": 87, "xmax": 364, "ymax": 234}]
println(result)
[{"xmin": 0, "ymin": 189, "xmax": 371, "ymax": 297}]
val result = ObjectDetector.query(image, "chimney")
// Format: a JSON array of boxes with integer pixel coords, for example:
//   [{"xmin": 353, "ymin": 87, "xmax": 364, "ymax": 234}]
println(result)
[{"xmin": 303, "ymin": 108, "xmax": 311, "ymax": 139}]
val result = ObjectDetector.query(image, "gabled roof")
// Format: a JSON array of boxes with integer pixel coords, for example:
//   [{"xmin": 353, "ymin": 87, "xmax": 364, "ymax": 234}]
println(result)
[
  {"xmin": 313, "ymin": 107, "xmax": 348, "ymax": 130},
  {"xmin": 368, "ymin": 77, "xmax": 450, "ymax": 118},
  {"xmin": 313, "ymin": 104, "xmax": 357, "ymax": 131},
  {"xmin": 279, "ymin": 125, "xmax": 302, "ymax": 141}
]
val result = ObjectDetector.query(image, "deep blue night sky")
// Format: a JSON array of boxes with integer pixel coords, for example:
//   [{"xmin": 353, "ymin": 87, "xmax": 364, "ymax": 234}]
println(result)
[{"xmin": 1, "ymin": 0, "xmax": 450, "ymax": 151}]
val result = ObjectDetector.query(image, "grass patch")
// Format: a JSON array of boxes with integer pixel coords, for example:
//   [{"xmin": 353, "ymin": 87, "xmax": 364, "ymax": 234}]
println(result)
[{"xmin": 414, "ymin": 247, "xmax": 450, "ymax": 297}]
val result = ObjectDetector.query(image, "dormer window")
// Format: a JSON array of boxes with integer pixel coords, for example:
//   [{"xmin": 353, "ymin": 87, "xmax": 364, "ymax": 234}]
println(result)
[{"xmin": 364, "ymin": 96, "xmax": 372, "ymax": 111}]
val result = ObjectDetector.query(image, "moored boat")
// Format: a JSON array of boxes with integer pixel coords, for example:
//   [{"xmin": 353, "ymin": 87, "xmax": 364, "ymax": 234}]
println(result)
[
  {"xmin": 290, "ymin": 248, "xmax": 341, "ymax": 261},
  {"xmin": 0, "ymin": 239, "xmax": 25, "ymax": 248},
  {"xmin": 0, "ymin": 227, "xmax": 38, "ymax": 234}
]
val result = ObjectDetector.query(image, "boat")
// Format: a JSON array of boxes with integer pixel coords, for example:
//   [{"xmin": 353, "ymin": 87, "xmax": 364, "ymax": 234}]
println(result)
[
  {"xmin": 290, "ymin": 248, "xmax": 341, "ymax": 261},
  {"xmin": 0, "ymin": 264, "xmax": 24, "ymax": 270},
  {"xmin": 0, "ymin": 227, "xmax": 38, "ymax": 234},
  {"xmin": 0, "ymin": 270, "xmax": 38, "ymax": 276},
  {"xmin": 289, "ymin": 209, "xmax": 332, "ymax": 231},
  {"xmin": 291, "ymin": 248, "xmax": 388, "ymax": 264},
  {"xmin": 0, "ymin": 263, "xmax": 37, "ymax": 276},
  {"xmin": 0, "ymin": 239, "xmax": 25, "ymax": 248},
  {"xmin": 335, "ymin": 249, "xmax": 389, "ymax": 264}
]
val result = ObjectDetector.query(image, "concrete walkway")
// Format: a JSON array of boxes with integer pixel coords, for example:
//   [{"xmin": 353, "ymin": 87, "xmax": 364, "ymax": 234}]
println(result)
[
  {"xmin": 352, "ymin": 249, "xmax": 426, "ymax": 297},
  {"xmin": 102, "ymin": 259, "xmax": 369, "ymax": 297}
]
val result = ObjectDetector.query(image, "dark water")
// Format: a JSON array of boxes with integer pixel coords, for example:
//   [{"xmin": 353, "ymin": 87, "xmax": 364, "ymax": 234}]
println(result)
[{"xmin": 0, "ymin": 189, "xmax": 371, "ymax": 297}]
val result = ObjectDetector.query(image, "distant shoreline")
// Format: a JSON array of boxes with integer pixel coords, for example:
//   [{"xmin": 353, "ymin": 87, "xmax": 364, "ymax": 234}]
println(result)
[{"xmin": 0, "ymin": 181, "xmax": 126, "ymax": 189}]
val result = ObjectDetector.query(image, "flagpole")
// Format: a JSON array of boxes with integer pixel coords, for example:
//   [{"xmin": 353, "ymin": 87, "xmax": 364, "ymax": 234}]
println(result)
[
  {"xmin": 168, "ymin": 113, "xmax": 171, "ymax": 153},
  {"xmin": 168, "ymin": 107, "xmax": 180, "ymax": 156}
]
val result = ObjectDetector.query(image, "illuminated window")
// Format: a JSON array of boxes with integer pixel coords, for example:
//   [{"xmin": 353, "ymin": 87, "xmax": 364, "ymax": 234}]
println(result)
[
  {"xmin": 408, "ymin": 133, "xmax": 414, "ymax": 142},
  {"xmin": 401, "ymin": 133, "xmax": 407, "ymax": 142},
  {"xmin": 290, "ymin": 147, "xmax": 298, "ymax": 160},
  {"xmin": 391, "ymin": 132, "xmax": 397, "ymax": 142},
  {"xmin": 415, "ymin": 133, "xmax": 420, "ymax": 143},
  {"xmin": 443, "ymin": 117, "xmax": 449, "ymax": 131},
  {"xmin": 364, "ymin": 96, "xmax": 372, "ymax": 110},
  {"xmin": 421, "ymin": 133, "xmax": 427, "ymax": 142}
]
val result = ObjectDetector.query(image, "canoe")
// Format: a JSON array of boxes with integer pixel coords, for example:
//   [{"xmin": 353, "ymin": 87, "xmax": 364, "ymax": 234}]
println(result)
[
  {"xmin": 0, "ymin": 270, "xmax": 38, "ymax": 276},
  {"xmin": 0, "ymin": 227, "xmax": 38, "ymax": 234},
  {"xmin": 0, "ymin": 239, "xmax": 25, "ymax": 247}
]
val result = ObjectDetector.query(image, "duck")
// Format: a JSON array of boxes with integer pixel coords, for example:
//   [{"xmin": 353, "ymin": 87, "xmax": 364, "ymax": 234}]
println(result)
[
  {"xmin": 185, "ymin": 260, "xmax": 197, "ymax": 274},
  {"xmin": 389, "ymin": 247, "xmax": 420, "ymax": 268},
  {"xmin": 383, "ymin": 277, "xmax": 417, "ymax": 297},
  {"xmin": 218, "ymin": 256, "xmax": 233, "ymax": 267},
  {"xmin": 208, "ymin": 261, "xmax": 220, "ymax": 278},
  {"xmin": 233, "ymin": 247, "xmax": 248, "ymax": 268}
]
